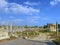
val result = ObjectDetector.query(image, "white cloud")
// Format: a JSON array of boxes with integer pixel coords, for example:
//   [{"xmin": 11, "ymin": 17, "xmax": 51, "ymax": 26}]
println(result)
[
  {"xmin": 0, "ymin": 0, "xmax": 40, "ymax": 15},
  {"xmin": 0, "ymin": 21, "xmax": 9, "ymax": 25},
  {"xmin": 50, "ymin": 1, "xmax": 57, "ymax": 6},
  {"xmin": 26, "ymin": 16, "xmax": 51, "ymax": 24},
  {"xmin": 27, "ymin": 16, "xmax": 40, "ymax": 23},
  {"xmin": 42, "ymin": 17, "xmax": 50, "ymax": 21},
  {"xmin": 58, "ymin": 0, "xmax": 60, "ymax": 1},
  {"xmin": 9, "ymin": 16, "xmax": 15, "ymax": 19},
  {"xmin": 32, "ymin": 16, "xmax": 40, "ymax": 19},
  {"xmin": 13, "ymin": 19, "xmax": 23, "ymax": 22},
  {"xmin": 0, "ymin": 19, "xmax": 23, "ymax": 25},
  {"xmin": 5, "ymin": 3, "xmax": 40, "ymax": 15},
  {"xmin": 50, "ymin": 0, "xmax": 60, "ymax": 6},
  {"xmin": 0, "ymin": 0, "xmax": 7, "ymax": 8},
  {"xmin": 24, "ymin": 1, "xmax": 40, "ymax": 6},
  {"xmin": 27, "ymin": 16, "xmax": 51, "ymax": 23}
]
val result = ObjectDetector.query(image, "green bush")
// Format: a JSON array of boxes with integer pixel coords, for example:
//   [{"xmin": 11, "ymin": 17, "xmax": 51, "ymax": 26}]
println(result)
[
  {"xmin": 15, "ymin": 29, "xmax": 48, "ymax": 38},
  {"xmin": 55, "ymin": 38, "xmax": 60, "ymax": 42},
  {"xmin": 20, "ymin": 30, "xmax": 40, "ymax": 38},
  {"xmin": 38, "ymin": 30, "xmax": 47, "ymax": 33},
  {"xmin": 10, "ymin": 35, "xmax": 16, "ymax": 38}
]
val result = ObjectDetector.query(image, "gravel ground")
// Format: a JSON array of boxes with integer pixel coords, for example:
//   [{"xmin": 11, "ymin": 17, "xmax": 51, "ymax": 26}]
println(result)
[{"xmin": 0, "ymin": 38, "xmax": 56, "ymax": 45}]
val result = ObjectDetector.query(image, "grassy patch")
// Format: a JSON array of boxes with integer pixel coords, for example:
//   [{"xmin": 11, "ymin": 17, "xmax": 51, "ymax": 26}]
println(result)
[
  {"xmin": 16, "ymin": 30, "xmax": 40, "ymax": 38},
  {"xmin": 49, "ymin": 31, "xmax": 60, "ymax": 44},
  {"xmin": 38, "ymin": 29, "xmax": 48, "ymax": 33},
  {"xmin": 55, "ymin": 38, "xmax": 60, "ymax": 42}
]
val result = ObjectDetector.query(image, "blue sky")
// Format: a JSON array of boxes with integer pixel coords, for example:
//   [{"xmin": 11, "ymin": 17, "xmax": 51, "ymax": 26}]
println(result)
[{"xmin": 0, "ymin": 0, "xmax": 60, "ymax": 26}]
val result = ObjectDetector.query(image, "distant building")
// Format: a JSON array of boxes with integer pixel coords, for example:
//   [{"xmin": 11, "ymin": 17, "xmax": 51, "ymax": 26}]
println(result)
[
  {"xmin": 47, "ymin": 24, "xmax": 56, "ymax": 31},
  {"xmin": 45, "ymin": 24, "xmax": 60, "ymax": 31},
  {"xmin": 0, "ymin": 27, "xmax": 9, "ymax": 40}
]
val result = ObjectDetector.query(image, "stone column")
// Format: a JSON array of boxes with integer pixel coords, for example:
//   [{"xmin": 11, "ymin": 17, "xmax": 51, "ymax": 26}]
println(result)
[{"xmin": 56, "ymin": 22, "xmax": 58, "ymax": 36}]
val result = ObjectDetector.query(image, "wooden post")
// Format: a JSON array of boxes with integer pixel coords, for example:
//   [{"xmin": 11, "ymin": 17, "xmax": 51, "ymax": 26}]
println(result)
[{"xmin": 56, "ymin": 22, "xmax": 58, "ymax": 36}]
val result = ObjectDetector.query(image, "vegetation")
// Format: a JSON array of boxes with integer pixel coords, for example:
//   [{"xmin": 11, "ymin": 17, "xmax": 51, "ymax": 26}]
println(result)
[
  {"xmin": 49, "ymin": 31, "xmax": 60, "ymax": 38},
  {"xmin": 55, "ymin": 38, "xmax": 60, "ymax": 42},
  {"xmin": 49, "ymin": 31, "xmax": 60, "ymax": 45},
  {"xmin": 15, "ymin": 29, "xmax": 48, "ymax": 39},
  {"xmin": 53, "ymin": 36, "xmax": 60, "ymax": 45},
  {"xmin": 10, "ymin": 35, "xmax": 16, "ymax": 39},
  {"xmin": 16, "ymin": 30, "xmax": 40, "ymax": 38},
  {"xmin": 38, "ymin": 29, "xmax": 48, "ymax": 33}
]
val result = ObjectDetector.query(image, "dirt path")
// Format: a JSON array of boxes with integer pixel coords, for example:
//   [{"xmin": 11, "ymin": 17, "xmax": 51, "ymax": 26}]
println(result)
[
  {"xmin": 0, "ymin": 38, "xmax": 56, "ymax": 45},
  {"xmin": 31, "ymin": 33, "xmax": 51, "ymax": 41}
]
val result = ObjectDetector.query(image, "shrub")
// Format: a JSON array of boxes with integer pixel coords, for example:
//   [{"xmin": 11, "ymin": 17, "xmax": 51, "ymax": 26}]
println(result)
[{"xmin": 10, "ymin": 35, "xmax": 16, "ymax": 38}]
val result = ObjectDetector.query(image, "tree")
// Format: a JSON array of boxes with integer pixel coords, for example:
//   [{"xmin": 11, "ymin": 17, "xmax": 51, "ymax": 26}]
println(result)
[{"xmin": 24, "ymin": 25, "xmax": 28, "ymax": 28}]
